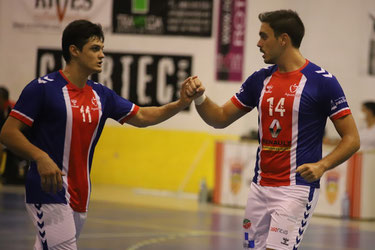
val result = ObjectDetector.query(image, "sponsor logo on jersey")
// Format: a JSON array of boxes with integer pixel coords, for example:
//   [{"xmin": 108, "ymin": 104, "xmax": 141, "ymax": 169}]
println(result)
[
  {"xmin": 289, "ymin": 83, "xmax": 298, "ymax": 93},
  {"xmin": 334, "ymin": 96, "xmax": 347, "ymax": 106},
  {"xmin": 262, "ymin": 139, "xmax": 291, "ymax": 147},
  {"xmin": 331, "ymin": 96, "xmax": 347, "ymax": 111},
  {"xmin": 243, "ymin": 218, "xmax": 251, "ymax": 229},
  {"xmin": 265, "ymin": 85, "xmax": 273, "ymax": 93},
  {"xmin": 270, "ymin": 227, "xmax": 288, "ymax": 235},
  {"xmin": 91, "ymin": 97, "xmax": 98, "ymax": 107},
  {"xmin": 281, "ymin": 237, "xmax": 289, "ymax": 246},
  {"xmin": 71, "ymin": 99, "xmax": 79, "ymax": 108},
  {"xmin": 285, "ymin": 83, "xmax": 299, "ymax": 97},
  {"xmin": 269, "ymin": 119, "xmax": 282, "ymax": 138}
]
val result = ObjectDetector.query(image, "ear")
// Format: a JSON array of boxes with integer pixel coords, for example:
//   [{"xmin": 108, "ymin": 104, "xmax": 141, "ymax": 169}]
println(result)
[
  {"xmin": 279, "ymin": 33, "xmax": 290, "ymax": 47},
  {"xmin": 69, "ymin": 45, "xmax": 80, "ymax": 59}
]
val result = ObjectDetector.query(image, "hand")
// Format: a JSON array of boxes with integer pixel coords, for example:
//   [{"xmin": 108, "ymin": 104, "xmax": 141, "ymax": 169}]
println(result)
[
  {"xmin": 296, "ymin": 162, "xmax": 326, "ymax": 182},
  {"xmin": 36, "ymin": 155, "xmax": 65, "ymax": 194},
  {"xmin": 179, "ymin": 76, "xmax": 206, "ymax": 106},
  {"xmin": 185, "ymin": 76, "xmax": 205, "ymax": 98}
]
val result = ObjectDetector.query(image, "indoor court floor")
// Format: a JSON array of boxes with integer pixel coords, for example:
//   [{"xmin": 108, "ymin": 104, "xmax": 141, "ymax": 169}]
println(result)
[{"xmin": 1, "ymin": 184, "xmax": 374, "ymax": 250}]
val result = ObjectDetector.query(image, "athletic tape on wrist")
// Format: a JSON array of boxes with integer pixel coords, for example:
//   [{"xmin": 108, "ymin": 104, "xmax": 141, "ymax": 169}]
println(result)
[{"xmin": 194, "ymin": 94, "xmax": 206, "ymax": 106}]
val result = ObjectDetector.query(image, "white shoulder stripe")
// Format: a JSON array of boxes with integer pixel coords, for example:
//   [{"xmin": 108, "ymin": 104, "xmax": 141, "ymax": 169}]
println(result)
[
  {"xmin": 234, "ymin": 95, "xmax": 253, "ymax": 109},
  {"xmin": 315, "ymin": 67, "xmax": 332, "ymax": 78},
  {"xmin": 118, "ymin": 104, "xmax": 136, "ymax": 122},
  {"xmin": 38, "ymin": 76, "xmax": 55, "ymax": 84}
]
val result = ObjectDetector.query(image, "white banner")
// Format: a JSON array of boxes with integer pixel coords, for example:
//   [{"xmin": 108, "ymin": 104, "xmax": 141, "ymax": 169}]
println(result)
[
  {"xmin": 314, "ymin": 163, "xmax": 348, "ymax": 217},
  {"xmin": 10, "ymin": 0, "xmax": 112, "ymax": 33},
  {"xmin": 216, "ymin": 141, "xmax": 257, "ymax": 207},
  {"xmin": 215, "ymin": 141, "xmax": 375, "ymax": 219}
]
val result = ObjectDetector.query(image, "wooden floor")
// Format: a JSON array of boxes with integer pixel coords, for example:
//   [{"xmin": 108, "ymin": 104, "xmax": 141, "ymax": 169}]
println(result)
[{"xmin": 0, "ymin": 184, "xmax": 374, "ymax": 250}]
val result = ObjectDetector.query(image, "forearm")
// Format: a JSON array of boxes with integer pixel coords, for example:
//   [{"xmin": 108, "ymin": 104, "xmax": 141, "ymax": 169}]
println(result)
[
  {"xmin": 147, "ymin": 100, "xmax": 185, "ymax": 125},
  {"xmin": 0, "ymin": 126, "xmax": 48, "ymax": 162},
  {"xmin": 318, "ymin": 134, "xmax": 360, "ymax": 171},
  {"xmin": 195, "ymin": 97, "xmax": 231, "ymax": 128},
  {"xmin": 130, "ymin": 100, "xmax": 188, "ymax": 127}
]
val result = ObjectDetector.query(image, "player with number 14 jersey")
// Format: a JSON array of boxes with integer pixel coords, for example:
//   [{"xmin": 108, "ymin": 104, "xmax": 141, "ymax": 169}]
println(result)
[{"xmin": 232, "ymin": 60, "xmax": 351, "ymax": 188}]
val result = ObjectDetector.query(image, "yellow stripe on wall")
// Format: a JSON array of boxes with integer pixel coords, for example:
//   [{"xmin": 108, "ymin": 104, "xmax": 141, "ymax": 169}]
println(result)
[{"xmin": 91, "ymin": 126, "xmax": 238, "ymax": 193}]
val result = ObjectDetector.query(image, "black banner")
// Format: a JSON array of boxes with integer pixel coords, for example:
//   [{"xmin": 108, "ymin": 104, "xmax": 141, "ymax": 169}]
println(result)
[
  {"xmin": 36, "ymin": 49, "xmax": 192, "ymax": 108},
  {"xmin": 112, "ymin": 0, "xmax": 213, "ymax": 36}
]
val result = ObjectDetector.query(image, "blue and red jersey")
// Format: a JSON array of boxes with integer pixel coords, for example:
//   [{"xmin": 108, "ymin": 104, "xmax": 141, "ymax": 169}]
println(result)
[
  {"xmin": 10, "ymin": 70, "xmax": 139, "ymax": 212},
  {"xmin": 232, "ymin": 60, "xmax": 351, "ymax": 188}
]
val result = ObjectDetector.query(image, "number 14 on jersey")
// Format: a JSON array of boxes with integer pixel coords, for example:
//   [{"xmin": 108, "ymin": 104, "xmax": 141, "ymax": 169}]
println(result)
[{"xmin": 266, "ymin": 97, "xmax": 285, "ymax": 117}]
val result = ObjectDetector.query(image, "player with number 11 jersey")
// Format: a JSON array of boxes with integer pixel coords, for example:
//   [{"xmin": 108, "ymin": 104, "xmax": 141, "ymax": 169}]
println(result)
[{"xmin": 9, "ymin": 70, "xmax": 138, "ymax": 212}]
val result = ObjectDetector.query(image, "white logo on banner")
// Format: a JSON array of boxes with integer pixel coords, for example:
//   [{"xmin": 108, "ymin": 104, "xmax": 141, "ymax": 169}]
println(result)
[{"xmin": 11, "ymin": 0, "xmax": 111, "ymax": 33}]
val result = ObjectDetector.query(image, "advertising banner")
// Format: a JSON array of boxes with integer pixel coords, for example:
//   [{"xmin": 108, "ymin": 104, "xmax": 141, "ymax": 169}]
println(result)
[
  {"xmin": 369, "ymin": 13, "xmax": 375, "ymax": 75},
  {"xmin": 214, "ymin": 141, "xmax": 256, "ymax": 207},
  {"xmin": 36, "ymin": 49, "xmax": 192, "ymax": 108},
  {"xmin": 10, "ymin": 0, "xmax": 112, "ymax": 33},
  {"xmin": 112, "ymin": 0, "xmax": 213, "ymax": 36},
  {"xmin": 216, "ymin": 0, "xmax": 246, "ymax": 82}
]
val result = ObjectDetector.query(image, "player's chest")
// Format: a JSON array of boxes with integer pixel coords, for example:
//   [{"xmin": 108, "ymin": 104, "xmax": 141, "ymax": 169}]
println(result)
[
  {"xmin": 260, "ymin": 75, "xmax": 303, "ymax": 120},
  {"xmin": 261, "ymin": 83, "xmax": 298, "ymax": 117},
  {"xmin": 67, "ymin": 88, "xmax": 101, "ymax": 126}
]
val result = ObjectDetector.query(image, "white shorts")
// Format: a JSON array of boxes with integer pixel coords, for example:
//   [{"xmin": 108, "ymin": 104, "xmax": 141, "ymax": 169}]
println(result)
[
  {"xmin": 26, "ymin": 203, "xmax": 87, "ymax": 250},
  {"xmin": 243, "ymin": 182, "xmax": 319, "ymax": 250}
]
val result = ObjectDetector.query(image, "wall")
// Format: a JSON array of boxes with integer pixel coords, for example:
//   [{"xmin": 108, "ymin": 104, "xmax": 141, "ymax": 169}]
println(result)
[
  {"xmin": 91, "ymin": 126, "xmax": 237, "ymax": 193},
  {"xmin": 1, "ymin": 0, "xmax": 374, "ymax": 192}
]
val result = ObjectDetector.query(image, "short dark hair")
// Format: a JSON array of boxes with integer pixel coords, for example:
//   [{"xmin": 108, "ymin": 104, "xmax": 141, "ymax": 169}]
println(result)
[
  {"xmin": 0, "ymin": 86, "xmax": 9, "ymax": 100},
  {"xmin": 363, "ymin": 101, "xmax": 375, "ymax": 116},
  {"xmin": 62, "ymin": 20, "xmax": 104, "ymax": 63},
  {"xmin": 258, "ymin": 10, "xmax": 304, "ymax": 48}
]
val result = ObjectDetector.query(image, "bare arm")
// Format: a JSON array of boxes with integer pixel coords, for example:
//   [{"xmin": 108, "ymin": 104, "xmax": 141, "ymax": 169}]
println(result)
[
  {"xmin": 186, "ymin": 77, "xmax": 248, "ymax": 128},
  {"xmin": 126, "ymin": 77, "xmax": 194, "ymax": 127},
  {"xmin": 0, "ymin": 116, "xmax": 64, "ymax": 193},
  {"xmin": 296, "ymin": 114, "xmax": 360, "ymax": 182},
  {"xmin": 127, "ymin": 101, "xmax": 189, "ymax": 127},
  {"xmin": 195, "ymin": 98, "xmax": 248, "ymax": 128}
]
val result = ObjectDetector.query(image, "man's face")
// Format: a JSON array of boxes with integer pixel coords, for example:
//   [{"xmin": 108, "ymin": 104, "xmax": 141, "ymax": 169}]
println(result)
[
  {"xmin": 257, "ymin": 22, "xmax": 283, "ymax": 64},
  {"xmin": 76, "ymin": 36, "xmax": 104, "ymax": 74},
  {"xmin": 362, "ymin": 105, "xmax": 374, "ymax": 126}
]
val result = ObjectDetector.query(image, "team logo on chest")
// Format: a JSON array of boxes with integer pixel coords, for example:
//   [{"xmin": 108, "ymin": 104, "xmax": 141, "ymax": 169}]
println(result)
[
  {"xmin": 68, "ymin": 92, "xmax": 100, "ymax": 124},
  {"xmin": 285, "ymin": 83, "xmax": 299, "ymax": 97},
  {"xmin": 91, "ymin": 97, "xmax": 98, "ymax": 107},
  {"xmin": 71, "ymin": 99, "xmax": 79, "ymax": 108},
  {"xmin": 290, "ymin": 83, "xmax": 298, "ymax": 93}
]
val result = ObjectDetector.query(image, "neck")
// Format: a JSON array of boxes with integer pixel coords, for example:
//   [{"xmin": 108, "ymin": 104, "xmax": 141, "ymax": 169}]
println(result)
[
  {"xmin": 62, "ymin": 63, "xmax": 90, "ymax": 88},
  {"xmin": 277, "ymin": 48, "xmax": 306, "ymax": 73}
]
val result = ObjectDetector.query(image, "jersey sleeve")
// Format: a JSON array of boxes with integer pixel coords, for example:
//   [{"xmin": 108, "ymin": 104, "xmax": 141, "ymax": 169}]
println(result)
[
  {"xmin": 9, "ymin": 80, "xmax": 44, "ymax": 126},
  {"xmin": 231, "ymin": 70, "xmax": 267, "ymax": 112},
  {"xmin": 231, "ymin": 84, "xmax": 253, "ymax": 112},
  {"xmin": 105, "ymin": 88, "xmax": 139, "ymax": 124},
  {"xmin": 322, "ymin": 77, "xmax": 351, "ymax": 120}
]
